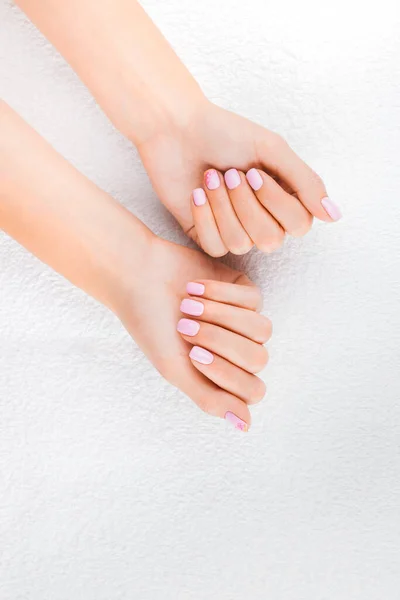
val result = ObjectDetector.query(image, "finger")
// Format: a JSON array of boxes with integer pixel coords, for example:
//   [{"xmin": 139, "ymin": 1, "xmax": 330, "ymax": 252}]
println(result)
[
  {"xmin": 223, "ymin": 169, "xmax": 285, "ymax": 253},
  {"xmin": 185, "ymin": 279, "xmax": 262, "ymax": 312},
  {"xmin": 246, "ymin": 168, "xmax": 313, "ymax": 237},
  {"xmin": 178, "ymin": 319, "xmax": 269, "ymax": 374},
  {"xmin": 257, "ymin": 132, "xmax": 342, "ymax": 222},
  {"xmin": 180, "ymin": 297, "xmax": 272, "ymax": 343},
  {"xmin": 191, "ymin": 188, "xmax": 227, "ymax": 257},
  {"xmin": 203, "ymin": 168, "xmax": 253, "ymax": 255},
  {"xmin": 176, "ymin": 360, "xmax": 251, "ymax": 431},
  {"xmin": 187, "ymin": 346, "xmax": 266, "ymax": 405}
]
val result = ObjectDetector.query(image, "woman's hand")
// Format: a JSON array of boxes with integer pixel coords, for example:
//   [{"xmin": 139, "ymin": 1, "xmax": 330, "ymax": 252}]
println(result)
[
  {"xmin": 139, "ymin": 100, "xmax": 342, "ymax": 257},
  {"xmin": 118, "ymin": 236, "xmax": 270, "ymax": 431},
  {"xmin": 16, "ymin": 0, "xmax": 341, "ymax": 258},
  {"xmin": 0, "ymin": 101, "xmax": 268, "ymax": 431}
]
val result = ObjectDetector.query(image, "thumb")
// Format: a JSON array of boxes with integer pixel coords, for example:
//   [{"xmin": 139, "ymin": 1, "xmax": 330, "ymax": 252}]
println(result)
[{"xmin": 257, "ymin": 131, "xmax": 342, "ymax": 222}]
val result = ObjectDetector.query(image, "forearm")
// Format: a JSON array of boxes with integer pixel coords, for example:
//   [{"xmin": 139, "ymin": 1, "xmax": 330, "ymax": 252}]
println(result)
[
  {"xmin": 16, "ymin": 0, "xmax": 206, "ymax": 145},
  {"xmin": 0, "ymin": 101, "xmax": 152, "ymax": 313}
]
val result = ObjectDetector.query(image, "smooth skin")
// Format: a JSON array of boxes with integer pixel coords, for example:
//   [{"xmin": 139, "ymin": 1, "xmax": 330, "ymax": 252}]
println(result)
[
  {"xmin": 0, "ymin": 101, "xmax": 269, "ymax": 430},
  {"xmin": 16, "ymin": 0, "xmax": 342, "ymax": 258}
]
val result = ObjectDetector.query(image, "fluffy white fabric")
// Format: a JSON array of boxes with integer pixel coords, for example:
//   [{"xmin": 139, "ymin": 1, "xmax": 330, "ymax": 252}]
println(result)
[{"xmin": 1, "ymin": 0, "xmax": 399, "ymax": 598}]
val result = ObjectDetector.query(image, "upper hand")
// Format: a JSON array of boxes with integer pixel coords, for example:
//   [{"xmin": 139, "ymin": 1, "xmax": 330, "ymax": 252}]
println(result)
[{"xmin": 138, "ymin": 100, "xmax": 341, "ymax": 256}]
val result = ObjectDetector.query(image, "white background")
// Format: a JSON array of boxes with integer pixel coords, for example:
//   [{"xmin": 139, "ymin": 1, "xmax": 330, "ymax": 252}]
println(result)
[{"xmin": 1, "ymin": 0, "xmax": 400, "ymax": 598}]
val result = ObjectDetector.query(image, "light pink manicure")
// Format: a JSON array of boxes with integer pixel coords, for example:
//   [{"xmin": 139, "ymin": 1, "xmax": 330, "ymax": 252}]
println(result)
[
  {"xmin": 193, "ymin": 188, "xmax": 207, "ymax": 206},
  {"xmin": 186, "ymin": 282, "xmax": 205, "ymax": 296},
  {"xmin": 180, "ymin": 298, "xmax": 204, "ymax": 316},
  {"xmin": 246, "ymin": 168, "xmax": 263, "ymax": 191},
  {"xmin": 321, "ymin": 196, "xmax": 342, "ymax": 221},
  {"xmin": 189, "ymin": 346, "xmax": 214, "ymax": 365},
  {"xmin": 205, "ymin": 169, "xmax": 220, "ymax": 190},
  {"xmin": 177, "ymin": 318, "xmax": 200, "ymax": 337},
  {"xmin": 224, "ymin": 168, "xmax": 241, "ymax": 190},
  {"xmin": 225, "ymin": 412, "xmax": 249, "ymax": 432}
]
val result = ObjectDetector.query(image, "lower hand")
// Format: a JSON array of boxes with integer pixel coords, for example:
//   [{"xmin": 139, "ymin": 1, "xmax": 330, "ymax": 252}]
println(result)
[{"xmin": 118, "ymin": 235, "xmax": 271, "ymax": 430}]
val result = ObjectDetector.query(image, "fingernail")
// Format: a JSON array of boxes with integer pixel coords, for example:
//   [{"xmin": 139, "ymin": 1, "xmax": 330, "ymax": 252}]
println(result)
[
  {"xmin": 246, "ymin": 168, "xmax": 263, "ymax": 191},
  {"xmin": 187, "ymin": 282, "xmax": 205, "ymax": 296},
  {"xmin": 189, "ymin": 346, "xmax": 214, "ymax": 365},
  {"xmin": 193, "ymin": 188, "xmax": 207, "ymax": 206},
  {"xmin": 321, "ymin": 196, "xmax": 342, "ymax": 221},
  {"xmin": 224, "ymin": 168, "xmax": 241, "ymax": 190},
  {"xmin": 180, "ymin": 298, "xmax": 204, "ymax": 316},
  {"xmin": 205, "ymin": 169, "xmax": 220, "ymax": 190},
  {"xmin": 177, "ymin": 318, "xmax": 200, "ymax": 336},
  {"xmin": 225, "ymin": 411, "xmax": 249, "ymax": 432}
]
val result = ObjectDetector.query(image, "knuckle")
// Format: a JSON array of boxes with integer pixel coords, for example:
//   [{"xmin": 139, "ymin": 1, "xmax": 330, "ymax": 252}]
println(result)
[
  {"xmin": 236, "ymin": 282, "xmax": 263, "ymax": 310},
  {"xmin": 249, "ymin": 345, "xmax": 269, "ymax": 373},
  {"xmin": 257, "ymin": 231, "xmax": 285, "ymax": 253},
  {"xmin": 255, "ymin": 316, "xmax": 273, "ymax": 343},
  {"xmin": 208, "ymin": 247, "xmax": 228, "ymax": 258},
  {"xmin": 290, "ymin": 214, "xmax": 313, "ymax": 237},
  {"xmin": 250, "ymin": 287, "xmax": 263, "ymax": 312},
  {"xmin": 228, "ymin": 236, "xmax": 253, "ymax": 256},
  {"xmin": 249, "ymin": 377, "xmax": 267, "ymax": 404}
]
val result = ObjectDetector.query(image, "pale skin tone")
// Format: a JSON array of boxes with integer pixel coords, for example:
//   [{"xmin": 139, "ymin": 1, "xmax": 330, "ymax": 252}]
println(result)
[
  {"xmin": 0, "ymin": 101, "xmax": 271, "ymax": 430},
  {"xmin": 16, "ymin": 0, "xmax": 342, "ymax": 258}
]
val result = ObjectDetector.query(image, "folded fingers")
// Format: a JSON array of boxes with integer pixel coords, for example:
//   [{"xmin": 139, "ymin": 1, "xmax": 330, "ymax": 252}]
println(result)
[
  {"xmin": 191, "ymin": 187, "xmax": 227, "ymax": 257},
  {"xmin": 203, "ymin": 169, "xmax": 253, "ymax": 255},
  {"xmin": 192, "ymin": 165, "xmax": 315, "ymax": 255},
  {"xmin": 177, "ymin": 319, "xmax": 269, "ymax": 374},
  {"xmin": 245, "ymin": 168, "xmax": 313, "ymax": 237},
  {"xmin": 180, "ymin": 296, "xmax": 272, "ymax": 343},
  {"xmin": 188, "ymin": 346, "xmax": 266, "ymax": 405}
]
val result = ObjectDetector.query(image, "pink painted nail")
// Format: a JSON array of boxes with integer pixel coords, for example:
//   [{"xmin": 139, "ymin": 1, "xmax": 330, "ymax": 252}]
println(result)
[
  {"xmin": 224, "ymin": 168, "xmax": 241, "ymax": 190},
  {"xmin": 193, "ymin": 188, "xmax": 207, "ymax": 206},
  {"xmin": 205, "ymin": 169, "xmax": 220, "ymax": 190},
  {"xmin": 189, "ymin": 346, "xmax": 214, "ymax": 365},
  {"xmin": 187, "ymin": 282, "xmax": 205, "ymax": 296},
  {"xmin": 225, "ymin": 411, "xmax": 249, "ymax": 432},
  {"xmin": 246, "ymin": 168, "xmax": 263, "ymax": 191},
  {"xmin": 321, "ymin": 196, "xmax": 342, "ymax": 221},
  {"xmin": 177, "ymin": 318, "xmax": 200, "ymax": 336},
  {"xmin": 180, "ymin": 298, "xmax": 204, "ymax": 316}
]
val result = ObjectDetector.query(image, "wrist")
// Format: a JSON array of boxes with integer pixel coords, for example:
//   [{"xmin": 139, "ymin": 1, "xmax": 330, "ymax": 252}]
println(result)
[
  {"xmin": 91, "ymin": 206, "xmax": 157, "ymax": 317},
  {"xmin": 122, "ymin": 78, "xmax": 209, "ymax": 149}
]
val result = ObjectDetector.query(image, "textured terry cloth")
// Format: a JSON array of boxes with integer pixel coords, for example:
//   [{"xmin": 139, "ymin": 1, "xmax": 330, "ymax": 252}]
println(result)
[{"xmin": 0, "ymin": 1, "xmax": 400, "ymax": 599}]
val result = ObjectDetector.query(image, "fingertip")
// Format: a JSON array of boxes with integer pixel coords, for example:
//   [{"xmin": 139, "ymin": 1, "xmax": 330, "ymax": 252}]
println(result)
[
  {"xmin": 209, "ymin": 247, "xmax": 229, "ymax": 258},
  {"xmin": 321, "ymin": 196, "xmax": 343, "ymax": 222},
  {"xmin": 204, "ymin": 168, "xmax": 221, "ymax": 191},
  {"xmin": 225, "ymin": 410, "xmax": 251, "ymax": 432},
  {"xmin": 246, "ymin": 168, "xmax": 264, "ymax": 191},
  {"xmin": 186, "ymin": 282, "xmax": 205, "ymax": 296},
  {"xmin": 192, "ymin": 188, "xmax": 207, "ymax": 206},
  {"xmin": 224, "ymin": 168, "xmax": 242, "ymax": 190}
]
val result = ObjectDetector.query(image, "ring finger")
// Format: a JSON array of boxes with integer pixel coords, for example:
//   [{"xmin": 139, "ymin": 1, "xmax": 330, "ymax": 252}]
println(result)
[
  {"xmin": 188, "ymin": 347, "xmax": 266, "ymax": 405},
  {"xmin": 177, "ymin": 319, "xmax": 269, "ymax": 374},
  {"xmin": 223, "ymin": 169, "xmax": 285, "ymax": 252}
]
